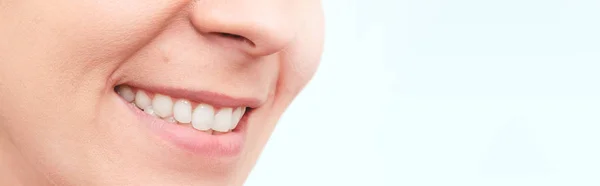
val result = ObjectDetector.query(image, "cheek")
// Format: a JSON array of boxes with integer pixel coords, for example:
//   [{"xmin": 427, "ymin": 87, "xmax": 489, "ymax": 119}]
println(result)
[
  {"xmin": 0, "ymin": 0, "xmax": 189, "ymax": 159},
  {"xmin": 1, "ymin": 0, "xmax": 189, "ymax": 86},
  {"xmin": 280, "ymin": 18, "xmax": 325, "ymax": 95},
  {"xmin": 52, "ymin": 1, "xmax": 189, "ymax": 68},
  {"xmin": 244, "ymin": 4, "xmax": 324, "ymax": 151},
  {"xmin": 0, "ymin": 0, "xmax": 190, "ymax": 113}
]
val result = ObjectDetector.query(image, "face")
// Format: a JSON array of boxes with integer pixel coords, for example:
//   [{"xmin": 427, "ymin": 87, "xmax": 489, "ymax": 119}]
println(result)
[{"xmin": 0, "ymin": 0, "xmax": 323, "ymax": 185}]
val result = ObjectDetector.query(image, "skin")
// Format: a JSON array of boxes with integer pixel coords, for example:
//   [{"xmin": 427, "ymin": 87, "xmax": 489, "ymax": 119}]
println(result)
[{"xmin": 0, "ymin": 0, "xmax": 324, "ymax": 185}]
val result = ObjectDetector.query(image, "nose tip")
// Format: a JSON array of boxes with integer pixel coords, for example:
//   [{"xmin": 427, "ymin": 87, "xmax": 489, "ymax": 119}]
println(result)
[{"xmin": 189, "ymin": 3, "xmax": 295, "ymax": 56}]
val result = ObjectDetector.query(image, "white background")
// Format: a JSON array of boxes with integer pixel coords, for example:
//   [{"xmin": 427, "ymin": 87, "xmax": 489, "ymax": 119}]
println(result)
[{"xmin": 246, "ymin": 0, "xmax": 600, "ymax": 185}]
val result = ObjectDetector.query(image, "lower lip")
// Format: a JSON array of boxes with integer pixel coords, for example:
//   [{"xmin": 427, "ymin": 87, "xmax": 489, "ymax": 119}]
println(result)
[{"xmin": 119, "ymin": 96, "xmax": 248, "ymax": 157}]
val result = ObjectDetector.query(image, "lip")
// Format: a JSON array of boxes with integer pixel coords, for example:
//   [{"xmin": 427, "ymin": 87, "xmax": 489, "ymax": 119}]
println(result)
[
  {"xmin": 123, "ymin": 83, "xmax": 263, "ymax": 108},
  {"xmin": 114, "ymin": 86, "xmax": 257, "ymax": 157}
]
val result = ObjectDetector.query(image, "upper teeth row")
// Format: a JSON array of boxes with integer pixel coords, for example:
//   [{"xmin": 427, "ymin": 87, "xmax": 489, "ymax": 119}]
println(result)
[{"xmin": 116, "ymin": 85, "xmax": 246, "ymax": 132}]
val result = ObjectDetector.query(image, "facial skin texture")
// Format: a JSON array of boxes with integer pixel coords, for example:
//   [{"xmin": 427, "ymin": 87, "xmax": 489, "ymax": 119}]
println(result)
[{"xmin": 0, "ymin": 0, "xmax": 324, "ymax": 185}]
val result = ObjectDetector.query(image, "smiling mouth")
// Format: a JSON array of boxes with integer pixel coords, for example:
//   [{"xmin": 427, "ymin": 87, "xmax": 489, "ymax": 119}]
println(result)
[
  {"xmin": 113, "ymin": 84, "xmax": 261, "ymax": 156},
  {"xmin": 115, "ymin": 85, "xmax": 248, "ymax": 134}
]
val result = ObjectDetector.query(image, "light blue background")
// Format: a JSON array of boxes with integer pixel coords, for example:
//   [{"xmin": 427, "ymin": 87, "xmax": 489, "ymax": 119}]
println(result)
[{"xmin": 247, "ymin": 0, "xmax": 600, "ymax": 185}]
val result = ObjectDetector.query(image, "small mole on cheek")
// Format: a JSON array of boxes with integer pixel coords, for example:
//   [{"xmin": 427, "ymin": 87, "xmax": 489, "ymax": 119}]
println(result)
[
  {"xmin": 159, "ymin": 45, "xmax": 170, "ymax": 64},
  {"xmin": 162, "ymin": 55, "xmax": 170, "ymax": 64}
]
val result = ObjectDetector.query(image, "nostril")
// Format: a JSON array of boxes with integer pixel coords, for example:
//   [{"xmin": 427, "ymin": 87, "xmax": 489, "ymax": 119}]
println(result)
[
  {"xmin": 217, "ymin": 32, "xmax": 243, "ymax": 40},
  {"xmin": 214, "ymin": 32, "xmax": 255, "ymax": 47}
]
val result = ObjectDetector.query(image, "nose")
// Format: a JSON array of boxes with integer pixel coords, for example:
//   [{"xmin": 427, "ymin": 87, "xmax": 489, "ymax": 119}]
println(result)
[{"xmin": 188, "ymin": 1, "xmax": 296, "ymax": 57}]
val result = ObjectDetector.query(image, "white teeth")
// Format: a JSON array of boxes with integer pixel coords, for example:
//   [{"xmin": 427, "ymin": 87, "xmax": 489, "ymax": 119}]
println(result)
[
  {"xmin": 152, "ymin": 94, "xmax": 173, "ymax": 118},
  {"xmin": 213, "ymin": 107, "xmax": 233, "ymax": 132},
  {"xmin": 116, "ymin": 86, "xmax": 135, "ymax": 102},
  {"xmin": 191, "ymin": 104, "xmax": 215, "ymax": 131},
  {"xmin": 173, "ymin": 100, "xmax": 192, "ymax": 124},
  {"xmin": 231, "ymin": 107, "xmax": 244, "ymax": 129},
  {"xmin": 117, "ymin": 86, "xmax": 249, "ymax": 132},
  {"xmin": 144, "ymin": 107, "xmax": 157, "ymax": 117},
  {"xmin": 135, "ymin": 90, "xmax": 152, "ymax": 110}
]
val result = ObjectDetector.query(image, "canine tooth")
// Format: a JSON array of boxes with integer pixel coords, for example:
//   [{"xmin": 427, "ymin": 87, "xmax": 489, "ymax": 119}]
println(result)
[
  {"xmin": 116, "ymin": 85, "xmax": 135, "ymax": 102},
  {"xmin": 152, "ymin": 94, "xmax": 173, "ymax": 118},
  {"xmin": 231, "ymin": 107, "xmax": 243, "ymax": 129},
  {"xmin": 191, "ymin": 104, "xmax": 214, "ymax": 131},
  {"xmin": 135, "ymin": 90, "xmax": 152, "ymax": 109},
  {"xmin": 164, "ymin": 116, "xmax": 177, "ymax": 123},
  {"xmin": 173, "ymin": 100, "xmax": 192, "ymax": 123},
  {"xmin": 144, "ymin": 107, "xmax": 157, "ymax": 117},
  {"xmin": 213, "ymin": 108, "xmax": 233, "ymax": 132}
]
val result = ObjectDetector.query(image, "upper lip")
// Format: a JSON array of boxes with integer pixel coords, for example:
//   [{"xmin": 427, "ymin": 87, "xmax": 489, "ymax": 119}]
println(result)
[{"xmin": 120, "ymin": 83, "xmax": 264, "ymax": 108}]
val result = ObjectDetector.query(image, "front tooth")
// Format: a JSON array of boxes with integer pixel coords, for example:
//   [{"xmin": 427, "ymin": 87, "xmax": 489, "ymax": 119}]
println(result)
[
  {"xmin": 191, "ymin": 104, "xmax": 215, "ymax": 131},
  {"xmin": 116, "ymin": 85, "xmax": 135, "ymax": 102},
  {"xmin": 230, "ymin": 107, "xmax": 243, "ymax": 129},
  {"xmin": 173, "ymin": 100, "xmax": 192, "ymax": 124},
  {"xmin": 213, "ymin": 108, "xmax": 233, "ymax": 132},
  {"xmin": 152, "ymin": 94, "xmax": 173, "ymax": 118},
  {"xmin": 135, "ymin": 90, "xmax": 152, "ymax": 109}
]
